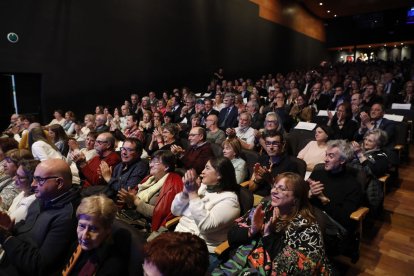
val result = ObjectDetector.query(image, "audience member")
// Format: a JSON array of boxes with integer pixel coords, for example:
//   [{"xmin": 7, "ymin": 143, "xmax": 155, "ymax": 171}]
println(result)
[
  {"xmin": 74, "ymin": 132, "xmax": 121, "ymax": 187},
  {"xmin": 28, "ymin": 127, "xmax": 63, "ymax": 161},
  {"xmin": 171, "ymin": 127, "xmax": 214, "ymax": 174},
  {"xmin": 143, "ymin": 232, "xmax": 209, "ymax": 276},
  {"xmin": 0, "ymin": 159, "xmax": 80, "ymax": 275},
  {"xmin": 222, "ymin": 138, "xmax": 247, "ymax": 184},
  {"xmin": 215, "ymin": 172, "xmax": 330, "ymax": 275},
  {"xmin": 298, "ymin": 125, "xmax": 332, "ymax": 171},
  {"xmin": 118, "ymin": 150, "xmax": 183, "ymax": 231},
  {"xmin": 62, "ymin": 195, "xmax": 126, "ymax": 275},
  {"xmin": 48, "ymin": 124, "xmax": 70, "ymax": 156},
  {"xmin": 205, "ymin": 114, "xmax": 226, "ymax": 145}
]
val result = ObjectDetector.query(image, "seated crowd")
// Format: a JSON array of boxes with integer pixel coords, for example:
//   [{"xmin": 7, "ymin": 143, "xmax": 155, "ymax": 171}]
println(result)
[{"xmin": 0, "ymin": 60, "xmax": 412, "ymax": 275}]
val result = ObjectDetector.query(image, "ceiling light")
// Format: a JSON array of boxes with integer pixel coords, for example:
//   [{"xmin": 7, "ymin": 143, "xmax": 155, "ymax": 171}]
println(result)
[
  {"xmin": 401, "ymin": 43, "xmax": 404, "ymax": 45},
  {"xmin": 334, "ymin": 14, "xmax": 337, "ymax": 17},
  {"xmin": 319, "ymin": 2, "xmax": 323, "ymax": 6},
  {"xmin": 327, "ymin": 10, "xmax": 331, "ymax": 13}
]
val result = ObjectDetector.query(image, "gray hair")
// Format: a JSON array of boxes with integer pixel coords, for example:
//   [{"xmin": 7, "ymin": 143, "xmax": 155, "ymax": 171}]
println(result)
[
  {"xmin": 327, "ymin": 139, "xmax": 354, "ymax": 162},
  {"xmin": 364, "ymin": 129, "xmax": 388, "ymax": 148}
]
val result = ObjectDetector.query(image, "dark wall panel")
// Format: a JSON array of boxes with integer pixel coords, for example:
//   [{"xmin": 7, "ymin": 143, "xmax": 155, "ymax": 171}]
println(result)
[{"xmin": 0, "ymin": 0, "xmax": 327, "ymax": 123}]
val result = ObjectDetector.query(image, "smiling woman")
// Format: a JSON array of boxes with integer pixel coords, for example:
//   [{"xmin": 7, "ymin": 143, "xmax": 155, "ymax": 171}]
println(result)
[{"xmin": 213, "ymin": 172, "xmax": 331, "ymax": 275}]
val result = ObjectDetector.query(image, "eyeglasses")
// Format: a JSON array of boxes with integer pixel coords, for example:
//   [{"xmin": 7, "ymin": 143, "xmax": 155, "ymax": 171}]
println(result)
[
  {"xmin": 95, "ymin": 140, "xmax": 108, "ymax": 145},
  {"xmin": 33, "ymin": 176, "xmax": 59, "ymax": 185},
  {"xmin": 271, "ymin": 185, "xmax": 291, "ymax": 193},
  {"xmin": 120, "ymin": 147, "xmax": 135, "ymax": 153},
  {"xmin": 265, "ymin": 120, "xmax": 277, "ymax": 124},
  {"xmin": 188, "ymin": 133, "xmax": 200, "ymax": 137},
  {"xmin": 265, "ymin": 141, "xmax": 282, "ymax": 147}
]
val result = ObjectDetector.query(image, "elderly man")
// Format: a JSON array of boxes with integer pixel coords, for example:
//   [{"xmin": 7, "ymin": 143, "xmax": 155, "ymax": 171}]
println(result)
[
  {"xmin": 0, "ymin": 159, "xmax": 80, "ymax": 275},
  {"xmin": 308, "ymin": 140, "xmax": 362, "ymax": 232},
  {"xmin": 205, "ymin": 114, "xmax": 226, "ymax": 145},
  {"xmin": 218, "ymin": 93, "xmax": 238, "ymax": 130},
  {"xmin": 246, "ymin": 100, "xmax": 263, "ymax": 130},
  {"xmin": 74, "ymin": 132, "xmax": 121, "ymax": 187},
  {"xmin": 95, "ymin": 114, "xmax": 109, "ymax": 133},
  {"xmin": 226, "ymin": 112, "xmax": 255, "ymax": 150},
  {"xmin": 101, "ymin": 138, "xmax": 148, "ymax": 196},
  {"xmin": 178, "ymin": 94, "xmax": 196, "ymax": 124},
  {"xmin": 171, "ymin": 127, "xmax": 214, "ymax": 174},
  {"xmin": 123, "ymin": 113, "xmax": 145, "ymax": 143},
  {"xmin": 130, "ymin": 93, "xmax": 139, "ymax": 114}
]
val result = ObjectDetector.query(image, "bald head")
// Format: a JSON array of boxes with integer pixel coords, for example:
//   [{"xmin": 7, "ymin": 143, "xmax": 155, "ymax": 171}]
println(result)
[{"xmin": 32, "ymin": 159, "xmax": 72, "ymax": 201}]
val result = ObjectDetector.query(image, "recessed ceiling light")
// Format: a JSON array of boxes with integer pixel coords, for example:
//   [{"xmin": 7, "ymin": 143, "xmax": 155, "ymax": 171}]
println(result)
[
  {"xmin": 319, "ymin": 2, "xmax": 323, "ymax": 6},
  {"xmin": 327, "ymin": 10, "xmax": 331, "ymax": 13},
  {"xmin": 334, "ymin": 14, "xmax": 337, "ymax": 17}
]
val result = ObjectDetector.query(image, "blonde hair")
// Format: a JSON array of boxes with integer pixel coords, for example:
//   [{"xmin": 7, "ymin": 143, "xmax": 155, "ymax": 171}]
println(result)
[{"xmin": 76, "ymin": 195, "xmax": 117, "ymax": 229}]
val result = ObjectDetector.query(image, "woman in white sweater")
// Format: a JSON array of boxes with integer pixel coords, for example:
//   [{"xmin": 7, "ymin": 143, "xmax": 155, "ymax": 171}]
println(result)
[
  {"xmin": 28, "ymin": 127, "xmax": 63, "ymax": 161},
  {"xmin": 171, "ymin": 157, "xmax": 240, "ymax": 270}
]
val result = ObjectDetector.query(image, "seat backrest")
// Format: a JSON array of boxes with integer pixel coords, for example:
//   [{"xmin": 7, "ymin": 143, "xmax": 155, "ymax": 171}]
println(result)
[
  {"xmin": 210, "ymin": 142, "xmax": 223, "ymax": 158},
  {"xmin": 285, "ymin": 128, "xmax": 315, "ymax": 156},
  {"xmin": 238, "ymin": 187, "xmax": 254, "ymax": 216},
  {"xmin": 240, "ymin": 149, "xmax": 259, "ymax": 179},
  {"xmin": 292, "ymin": 157, "xmax": 307, "ymax": 179},
  {"xmin": 112, "ymin": 219, "xmax": 145, "ymax": 276}
]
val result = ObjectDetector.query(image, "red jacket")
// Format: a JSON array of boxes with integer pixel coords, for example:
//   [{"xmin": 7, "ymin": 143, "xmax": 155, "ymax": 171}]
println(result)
[
  {"xmin": 80, "ymin": 152, "xmax": 121, "ymax": 187},
  {"xmin": 139, "ymin": 172, "xmax": 183, "ymax": 231}
]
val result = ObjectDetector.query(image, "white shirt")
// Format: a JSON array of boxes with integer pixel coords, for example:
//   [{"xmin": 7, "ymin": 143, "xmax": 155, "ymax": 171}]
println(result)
[
  {"xmin": 31, "ymin": 140, "xmax": 63, "ymax": 161},
  {"xmin": 171, "ymin": 184, "xmax": 240, "ymax": 253}
]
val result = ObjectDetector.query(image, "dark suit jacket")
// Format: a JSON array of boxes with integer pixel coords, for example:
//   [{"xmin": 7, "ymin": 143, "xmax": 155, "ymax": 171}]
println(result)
[
  {"xmin": 1, "ymin": 187, "xmax": 80, "ymax": 275},
  {"xmin": 201, "ymin": 109, "xmax": 219, "ymax": 125},
  {"xmin": 218, "ymin": 106, "xmax": 238, "ymax": 130},
  {"xmin": 251, "ymin": 112, "xmax": 264, "ymax": 130}
]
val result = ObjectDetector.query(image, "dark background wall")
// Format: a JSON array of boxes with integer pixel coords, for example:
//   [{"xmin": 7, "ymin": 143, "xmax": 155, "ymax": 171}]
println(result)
[{"xmin": 0, "ymin": 0, "xmax": 327, "ymax": 127}]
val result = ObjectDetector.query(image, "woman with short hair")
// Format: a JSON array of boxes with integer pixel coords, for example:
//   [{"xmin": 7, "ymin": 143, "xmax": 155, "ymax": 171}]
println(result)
[
  {"xmin": 62, "ymin": 195, "xmax": 126, "ymax": 276},
  {"xmin": 222, "ymin": 138, "xmax": 247, "ymax": 184}
]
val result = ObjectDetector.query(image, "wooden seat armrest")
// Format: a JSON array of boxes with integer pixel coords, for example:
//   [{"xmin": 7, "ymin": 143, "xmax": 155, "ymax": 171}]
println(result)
[
  {"xmin": 394, "ymin": 144, "xmax": 404, "ymax": 151},
  {"xmin": 165, "ymin": 216, "xmax": 181, "ymax": 230},
  {"xmin": 378, "ymin": 174, "xmax": 390, "ymax": 183},
  {"xmin": 214, "ymin": 241, "xmax": 230, "ymax": 255},
  {"xmin": 240, "ymin": 181, "xmax": 250, "ymax": 188},
  {"xmin": 350, "ymin": 207, "xmax": 369, "ymax": 221}
]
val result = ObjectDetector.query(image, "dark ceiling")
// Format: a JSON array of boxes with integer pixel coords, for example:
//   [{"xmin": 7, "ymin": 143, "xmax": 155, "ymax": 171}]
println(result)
[{"xmin": 300, "ymin": 0, "xmax": 413, "ymax": 19}]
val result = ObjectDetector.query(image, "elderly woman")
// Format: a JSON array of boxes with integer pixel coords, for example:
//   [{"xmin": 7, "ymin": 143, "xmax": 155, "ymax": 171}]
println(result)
[
  {"xmin": 222, "ymin": 138, "xmax": 247, "ymax": 184},
  {"xmin": 171, "ymin": 157, "xmax": 240, "ymax": 269},
  {"xmin": 351, "ymin": 128, "xmax": 389, "ymax": 178},
  {"xmin": 297, "ymin": 125, "xmax": 333, "ymax": 171},
  {"xmin": 139, "ymin": 110, "xmax": 153, "ymax": 134},
  {"xmin": 62, "ymin": 195, "xmax": 126, "ymax": 276},
  {"xmin": 74, "ymin": 114, "xmax": 95, "ymax": 142},
  {"xmin": 8, "ymin": 159, "xmax": 39, "ymax": 223},
  {"xmin": 28, "ymin": 127, "xmax": 63, "ymax": 161},
  {"xmin": 1, "ymin": 149, "xmax": 33, "ymax": 211},
  {"xmin": 48, "ymin": 124, "xmax": 69, "ymax": 156},
  {"xmin": 118, "ymin": 150, "xmax": 183, "ymax": 231},
  {"xmin": 213, "ymin": 172, "xmax": 330, "ymax": 275},
  {"xmin": 147, "ymin": 123, "xmax": 181, "ymax": 155},
  {"xmin": 256, "ymin": 112, "xmax": 284, "ymax": 150}
]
